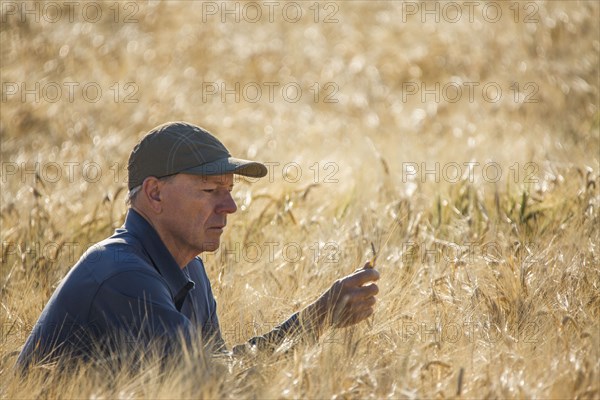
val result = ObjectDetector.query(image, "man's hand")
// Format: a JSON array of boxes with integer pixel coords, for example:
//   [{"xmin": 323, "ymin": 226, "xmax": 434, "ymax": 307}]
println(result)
[{"xmin": 301, "ymin": 263, "xmax": 380, "ymax": 335}]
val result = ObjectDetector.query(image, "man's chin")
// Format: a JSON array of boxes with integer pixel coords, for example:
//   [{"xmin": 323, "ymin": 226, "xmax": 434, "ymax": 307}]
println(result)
[{"xmin": 200, "ymin": 241, "xmax": 220, "ymax": 253}]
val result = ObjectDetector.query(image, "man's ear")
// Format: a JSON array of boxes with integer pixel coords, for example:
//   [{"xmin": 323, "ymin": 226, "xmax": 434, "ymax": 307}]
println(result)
[{"xmin": 142, "ymin": 177, "xmax": 162, "ymax": 212}]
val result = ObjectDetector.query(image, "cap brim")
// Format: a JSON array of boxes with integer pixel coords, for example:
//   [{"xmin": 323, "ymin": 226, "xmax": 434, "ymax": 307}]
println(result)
[{"xmin": 180, "ymin": 157, "xmax": 267, "ymax": 178}]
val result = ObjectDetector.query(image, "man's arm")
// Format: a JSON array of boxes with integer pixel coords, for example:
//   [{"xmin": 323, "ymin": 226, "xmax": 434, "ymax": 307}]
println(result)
[{"xmin": 232, "ymin": 263, "xmax": 380, "ymax": 354}]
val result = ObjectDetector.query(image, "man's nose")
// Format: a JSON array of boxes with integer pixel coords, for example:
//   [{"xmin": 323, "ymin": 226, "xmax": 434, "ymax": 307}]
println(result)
[{"xmin": 217, "ymin": 191, "xmax": 237, "ymax": 214}]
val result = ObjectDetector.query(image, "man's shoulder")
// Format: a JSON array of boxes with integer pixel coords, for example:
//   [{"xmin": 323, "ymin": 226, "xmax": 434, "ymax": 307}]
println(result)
[{"xmin": 75, "ymin": 234, "xmax": 156, "ymax": 282}]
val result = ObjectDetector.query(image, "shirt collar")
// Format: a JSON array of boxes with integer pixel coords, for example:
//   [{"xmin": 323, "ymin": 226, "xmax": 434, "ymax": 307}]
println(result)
[{"xmin": 123, "ymin": 208, "xmax": 195, "ymax": 305}]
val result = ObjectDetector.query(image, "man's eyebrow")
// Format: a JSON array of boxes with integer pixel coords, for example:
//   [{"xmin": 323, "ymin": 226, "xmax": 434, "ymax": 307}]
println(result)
[
  {"xmin": 211, "ymin": 180, "xmax": 234, "ymax": 188},
  {"xmin": 199, "ymin": 176, "xmax": 233, "ymax": 184}
]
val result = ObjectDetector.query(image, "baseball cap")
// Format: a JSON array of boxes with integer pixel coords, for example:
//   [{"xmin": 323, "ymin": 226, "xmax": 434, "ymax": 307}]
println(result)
[{"xmin": 127, "ymin": 121, "xmax": 267, "ymax": 190}]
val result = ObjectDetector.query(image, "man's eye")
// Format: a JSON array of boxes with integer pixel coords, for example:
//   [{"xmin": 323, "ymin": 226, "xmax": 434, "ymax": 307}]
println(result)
[{"xmin": 202, "ymin": 189, "xmax": 215, "ymax": 193}]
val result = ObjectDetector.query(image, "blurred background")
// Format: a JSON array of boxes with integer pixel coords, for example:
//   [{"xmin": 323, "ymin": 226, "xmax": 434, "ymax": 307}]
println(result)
[{"xmin": 2, "ymin": 1, "xmax": 598, "ymax": 197}]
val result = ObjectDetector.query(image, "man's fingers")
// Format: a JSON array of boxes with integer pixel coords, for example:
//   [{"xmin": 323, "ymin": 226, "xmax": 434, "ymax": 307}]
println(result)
[
  {"xmin": 346, "ymin": 291, "xmax": 377, "ymax": 310},
  {"xmin": 339, "ymin": 289, "xmax": 377, "ymax": 316},
  {"xmin": 345, "ymin": 268, "xmax": 380, "ymax": 288},
  {"xmin": 346, "ymin": 283, "xmax": 379, "ymax": 300},
  {"xmin": 323, "ymin": 265, "xmax": 381, "ymax": 328},
  {"xmin": 362, "ymin": 295, "xmax": 377, "ymax": 308}
]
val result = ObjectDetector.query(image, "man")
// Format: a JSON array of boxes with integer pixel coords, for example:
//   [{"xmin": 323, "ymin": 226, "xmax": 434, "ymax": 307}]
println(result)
[{"xmin": 17, "ymin": 122, "xmax": 379, "ymax": 369}]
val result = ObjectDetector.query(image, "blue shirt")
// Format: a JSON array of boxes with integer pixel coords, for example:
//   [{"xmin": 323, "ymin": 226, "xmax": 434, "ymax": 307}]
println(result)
[{"xmin": 17, "ymin": 209, "xmax": 299, "ymax": 368}]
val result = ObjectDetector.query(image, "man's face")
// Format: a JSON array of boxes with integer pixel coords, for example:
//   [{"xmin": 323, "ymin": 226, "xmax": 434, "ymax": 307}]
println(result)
[{"xmin": 157, "ymin": 173, "xmax": 237, "ymax": 257}]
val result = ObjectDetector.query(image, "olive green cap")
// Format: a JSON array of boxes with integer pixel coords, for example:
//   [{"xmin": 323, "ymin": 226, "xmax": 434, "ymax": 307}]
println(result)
[{"xmin": 127, "ymin": 121, "xmax": 267, "ymax": 190}]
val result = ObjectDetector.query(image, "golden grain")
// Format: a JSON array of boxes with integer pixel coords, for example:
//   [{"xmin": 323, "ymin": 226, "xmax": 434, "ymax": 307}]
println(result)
[{"xmin": 1, "ymin": 1, "xmax": 599, "ymax": 398}]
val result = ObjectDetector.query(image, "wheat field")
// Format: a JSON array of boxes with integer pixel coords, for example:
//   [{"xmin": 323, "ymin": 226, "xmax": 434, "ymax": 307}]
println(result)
[{"xmin": 1, "ymin": 1, "xmax": 599, "ymax": 398}]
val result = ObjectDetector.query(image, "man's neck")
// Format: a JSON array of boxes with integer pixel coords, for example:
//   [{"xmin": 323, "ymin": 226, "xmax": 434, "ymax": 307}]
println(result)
[{"xmin": 130, "ymin": 206, "xmax": 195, "ymax": 269}]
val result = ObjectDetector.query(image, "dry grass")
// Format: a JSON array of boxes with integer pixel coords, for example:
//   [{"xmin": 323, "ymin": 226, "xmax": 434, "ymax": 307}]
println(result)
[{"xmin": 1, "ymin": 0, "xmax": 599, "ymax": 398}]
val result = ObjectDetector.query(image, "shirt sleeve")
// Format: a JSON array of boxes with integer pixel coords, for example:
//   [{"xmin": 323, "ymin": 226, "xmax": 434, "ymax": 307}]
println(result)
[{"xmin": 232, "ymin": 312, "xmax": 315, "ymax": 355}]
